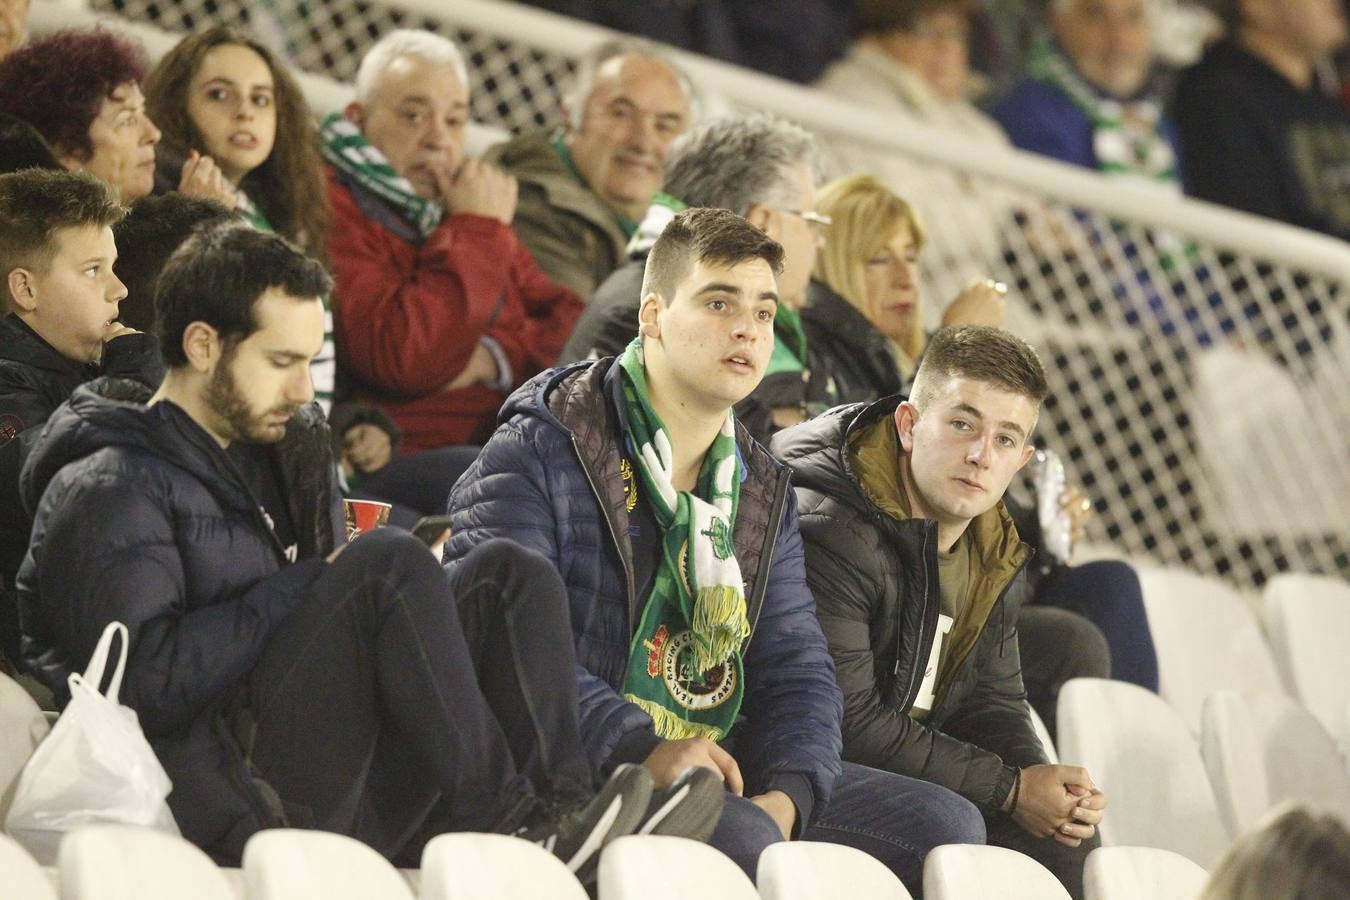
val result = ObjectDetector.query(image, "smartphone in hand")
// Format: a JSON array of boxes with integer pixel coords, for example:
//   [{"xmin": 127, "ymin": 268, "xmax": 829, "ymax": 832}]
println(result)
[{"xmin": 411, "ymin": 514, "xmax": 454, "ymax": 546}]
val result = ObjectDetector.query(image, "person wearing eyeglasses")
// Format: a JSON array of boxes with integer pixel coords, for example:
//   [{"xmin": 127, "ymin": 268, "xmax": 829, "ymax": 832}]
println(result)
[{"xmin": 560, "ymin": 112, "xmax": 838, "ymax": 443}]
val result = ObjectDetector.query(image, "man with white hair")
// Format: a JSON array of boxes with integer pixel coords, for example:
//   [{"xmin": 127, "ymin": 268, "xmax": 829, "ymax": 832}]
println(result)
[
  {"xmin": 992, "ymin": 0, "xmax": 1181, "ymax": 192},
  {"xmin": 489, "ymin": 38, "xmax": 694, "ymax": 299},
  {"xmin": 324, "ymin": 29, "xmax": 583, "ymax": 452}
]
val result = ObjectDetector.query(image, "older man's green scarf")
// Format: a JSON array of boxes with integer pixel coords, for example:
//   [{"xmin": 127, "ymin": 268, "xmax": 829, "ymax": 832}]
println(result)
[
  {"xmin": 319, "ymin": 112, "xmax": 444, "ymax": 237},
  {"xmin": 618, "ymin": 339, "xmax": 749, "ymax": 741}
]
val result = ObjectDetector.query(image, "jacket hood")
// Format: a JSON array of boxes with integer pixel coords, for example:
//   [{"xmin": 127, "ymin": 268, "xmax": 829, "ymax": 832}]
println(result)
[
  {"xmin": 497, "ymin": 359, "xmax": 598, "ymax": 435},
  {"xmin": 771, "ymin": 395, "xmax": 889, "ymax": 510},
  {"xmin": 19, "ymin": 378, "xmax": 245, "ymax": 515}
]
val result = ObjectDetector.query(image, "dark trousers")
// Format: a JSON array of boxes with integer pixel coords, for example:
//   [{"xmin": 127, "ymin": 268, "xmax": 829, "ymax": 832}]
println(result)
[
  {"xmin": 354, "ymin": 445, "xmax": 481, "ymax": 517},
  {"xmin": 983, "ymin": 807, "xmax": 1100, "ymax": 900},
  {"xmin": 1017, "ymin": 605, "xmax": 1111, "ymax": 740},
  {"xmin": 246, "ymin": 530, "xmax": 591, "ymax": 862},
  {"xmin": 1035, "ymin": 560, "xmax": 1159, "ymax": 694}
]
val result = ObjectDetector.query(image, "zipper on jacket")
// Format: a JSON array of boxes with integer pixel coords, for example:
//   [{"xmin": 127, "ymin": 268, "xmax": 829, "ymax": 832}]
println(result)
[
  {"xmin": 570, "ymin": 433, "xmax": 637, "ymax": 632},
  {"xmin": 743, "ymin": 467, "xmax": 794, "ymax": 650},
  {"xmin": 898, "ymin": 524, "xmax": 938, "ymax": 711}
]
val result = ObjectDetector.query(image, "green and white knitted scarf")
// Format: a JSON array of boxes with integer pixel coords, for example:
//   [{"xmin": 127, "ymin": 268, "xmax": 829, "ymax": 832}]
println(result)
[
  {"xmin": 618, "ymin": 339, "xmax": 749, "ymax": 742},
  {"xmin": 319, "ymin": 112, "xmax": 444, "ymax": 237},
  {"xmin": 1027, "ymin": 39, "xmax": 1180, "ymax": 191}
]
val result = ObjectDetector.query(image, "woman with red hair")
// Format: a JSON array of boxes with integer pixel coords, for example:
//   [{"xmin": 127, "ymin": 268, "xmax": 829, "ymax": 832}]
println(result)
[{"xmin": 0, "ymin": 27, "xmax": 231, "ymax": 203}]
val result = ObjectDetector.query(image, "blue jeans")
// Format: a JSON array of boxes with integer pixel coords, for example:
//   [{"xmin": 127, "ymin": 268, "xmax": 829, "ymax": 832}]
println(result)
[{"xmin": 709, "ymin": 761, "xmax": 985, "ymax": 898}]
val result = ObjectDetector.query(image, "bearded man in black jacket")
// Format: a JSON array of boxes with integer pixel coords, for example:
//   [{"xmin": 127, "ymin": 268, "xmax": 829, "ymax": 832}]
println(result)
[
  {"xmin": 16, "ymin": 223, "xmax": 693, "ymax": 876},
  {"xmin": 772, "ymin": 325, "xmax": 1109, "ymax": 900}
]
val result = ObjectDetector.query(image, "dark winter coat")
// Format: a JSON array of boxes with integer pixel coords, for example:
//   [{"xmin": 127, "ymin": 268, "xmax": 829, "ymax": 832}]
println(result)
[
  {"xmin": 771, "ymin": 396, "xmax": 1047, "ymax": 811},
  {"xmin": 0, "ymin": 315, "xmax": 163, "ymax": 664},
  {"xmin": 799, "ymin": 280, "xmax": 904, "ymax": 405},
  {"xmin": 444, "ymin": 358, "xmax": 843, "ymax": 829},
  {"xmin": 16, "ymin": 380, "xmax": 340, "ymax": 862}
]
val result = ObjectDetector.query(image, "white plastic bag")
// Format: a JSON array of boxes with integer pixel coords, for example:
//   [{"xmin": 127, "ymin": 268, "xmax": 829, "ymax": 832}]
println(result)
[{"xmin": 5, "ymin": 621, "xmax": 179, "ymax": 863}]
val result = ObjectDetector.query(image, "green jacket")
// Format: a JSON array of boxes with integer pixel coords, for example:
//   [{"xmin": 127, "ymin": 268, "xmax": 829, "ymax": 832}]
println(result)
[{"xmin": 487, "ymin": 131, "xmax": 630, "ymax": 300}]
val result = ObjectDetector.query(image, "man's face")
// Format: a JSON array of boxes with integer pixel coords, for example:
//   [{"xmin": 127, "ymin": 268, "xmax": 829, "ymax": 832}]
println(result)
[
  {"xmin": 351, "ymin": 54, "xmax": 469, "ymax": 200},
  {"xmin": 204, "ymin": 288, "xmax": 324, "ymax": 445},
  {"xmin": 1052, "ymin": 0, "xmax": 1152, "ymax": 99},
  {"xmin": 755, "ymin": 159, "xmax": 822, "ymax": 309},
  {"xmin": 186, "ymin": 43, "xmax": 278, "ymax": 185},
  {"xmin": 58, "ymin": 82, "xmax": 162, "ymax": 201},
  {"xmin": 17, "ymin": 224, "xmax": 127, "ymax": 364},
  {"xmin": 642, "ymin": 256, "xmax": 778, "ymax": 416},
  {"xmin": 1248, "ymin": 0, "xmax": 1348, "ymax": 57},
  {"xmin": 877, "ymin": 9, "xmax": 972, "ymax": 101},
  {"xmin": 0, "ymin": 0, "xmax": 31, "ymax": 60},
  {"xmin": 566, "ymin": 54, "xmax": 691, "ymax": 221},
  {"xmin": 896, "ymin": 376, "xmax": 1038, "ymax": 532}
]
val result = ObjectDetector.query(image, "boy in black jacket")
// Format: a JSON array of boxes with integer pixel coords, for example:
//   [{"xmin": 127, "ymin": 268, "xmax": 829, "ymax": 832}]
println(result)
[{"xmin": 0, "ymin": 169, "xmax": 161, "ymax": 668}]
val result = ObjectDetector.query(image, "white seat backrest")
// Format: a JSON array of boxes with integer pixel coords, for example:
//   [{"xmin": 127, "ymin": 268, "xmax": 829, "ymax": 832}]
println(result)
[
  {"xmin": 58, "ymin": 824, "xmax": 235, "ymax": 900},
  {"xmin": 420, "ymin": 832, "xmax": 588, "ymax": 900},
  {"xmin": 1028, "ymin": 701, "xmax": 1060, "ymax": 764},
  {"xmin": 243, "ymin": 829, "xmax": 414, "ymax": 900},
  {"xmin": 1136, "ymin": 567, "xmax": 1283, "ymax": 733},
  {"xmin": 1057, "ymin": 678, "xmax": 1229, "ymax": 867},
  {"xmin": 0, "ymin": 673, "xmax": 51, "ymax": 819},
  {"xmin": 758, "ymin": 840, "xmax": 912, "ymax": 900},
  {"xmin": 1083, "ymin": 845, "xmax": 1209, "ymax": 900},
  {"xmin": 923, "ymin": 844, "xmax": 1070, "ymax": 900},
  {"xmin": 1200, "ymin": 690, "xmax": 1350, "ymax": 835},
  {"xmin": 1262, "ymin": 576, "xmax": 1350, "ymax": 740},
  {"xmin": 0, "ymin": 831, "xmax": 57, "ymax": 900},
  {"xmin": 598, "ymin": 835, "xmax": 758, "ymax": 900}
]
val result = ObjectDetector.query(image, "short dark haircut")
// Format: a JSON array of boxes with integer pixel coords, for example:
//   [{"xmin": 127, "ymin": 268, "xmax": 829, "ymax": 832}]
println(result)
[
  {"xmin": 113, "ymin": 194, "xmax": 237, "ymax": 332},
  {"xmin": 641, "ymin": 207, "xmax": 785, "ymax": 305},
  {"xmin": 854, "ymin": 0, "xmax": 974, "ymax": 36},
  {"xmin": 155, "ymin": 223, "xmax": 333, "ymax": 368},
  {"xmin": 0, "ymin": 29, "xmax": 149, "ymax": 162},
  {"xmin": 0, "ymin": 113, "xmax": 61, "ymax": 175},
  {"xmin": 909, "ymin": 325, "xmax": 1049, "ymax": 414},
  {"xmin": 0, "ymin": 169, "xmax": 125, "ymax": 279}
]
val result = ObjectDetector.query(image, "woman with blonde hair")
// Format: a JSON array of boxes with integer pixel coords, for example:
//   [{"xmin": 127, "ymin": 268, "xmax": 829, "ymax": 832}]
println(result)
[
  {"xmin": 1201, "ymin": 807, "xmax": 1350, "ymax": 900},
  {"xmin": 805, "ymin": 172, "xmax": 1005, "ymax": 403}
]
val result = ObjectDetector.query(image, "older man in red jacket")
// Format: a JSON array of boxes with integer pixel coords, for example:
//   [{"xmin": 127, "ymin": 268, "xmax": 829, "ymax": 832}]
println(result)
[{"xmin": 324, "ymin": 29, "xmax": 582, "ymax": 452}]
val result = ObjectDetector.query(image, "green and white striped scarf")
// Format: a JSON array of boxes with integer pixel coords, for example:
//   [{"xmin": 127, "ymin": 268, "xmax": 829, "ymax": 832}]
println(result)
[
  {"xmin": 1027, "ymin": 39, "xmax": 1180, "ymax": 192},
  {"xmin": 319, "ymin": 113, "xmax": 444, "ymax": 237},
  {"xmin": 618, "ymin": 339, "xmax": 749, "ymax": 742}
]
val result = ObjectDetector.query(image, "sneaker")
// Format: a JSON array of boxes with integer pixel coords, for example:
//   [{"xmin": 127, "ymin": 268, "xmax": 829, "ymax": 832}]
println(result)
[
  {"xmin": 514, "ymin": 763, "xmax": 653, "ymax": 880},
  {"xmin": 636, "ymin": 765, "xmax": 725, "ymax": 842}
]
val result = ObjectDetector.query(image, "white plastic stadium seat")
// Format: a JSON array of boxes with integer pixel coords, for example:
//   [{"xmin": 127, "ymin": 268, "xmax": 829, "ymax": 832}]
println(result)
[
  {"xmin": 1262, "ymin": 574, "xmax": 1350, "ymax": 742},
  {"xmin": 243, "ymin": 829, "xmax": 414, "ymax": 900},
  {"xmin": 598, "ymin": 835, "xmax": 758, "ymax": 900},
  {"xmin": 1135, "ymin": 567, "xmax": 1283, "ymax": 733},
  {"xmin": 0, "ymin": 831, "xmax": 57, "ymax": 900},
  {"xmin": 923, "ymin": 844, "xmax": 1070, "ymax": 900},
  {"xmin": 419, "ymin": 832, "xmax": 588, "ymax": 900},
  {"xmin": 58, "ymin": 824, "xmax": 235, "ymax": 900},
  {"xmin": 1083, "ymin": 846, "xmax": 1208, "ymax": 900},
  {"xmin": 1200, "ymin": 690, "xmax": 1350, "ymax": 835},
  {"xmin": 758, "ymin": 840, "xmax": 913, "ymax": 900},
  {"xmin": 0, "ymin": 672, "xmax": 51, "ymax": 819},
  {"xmin": 1057, "ymin": 678, "xmax": 1228, "ymax": 867},
  {"xmin": 1028, "ymin": 701, "xmax": 1060, "ymax": 764}
]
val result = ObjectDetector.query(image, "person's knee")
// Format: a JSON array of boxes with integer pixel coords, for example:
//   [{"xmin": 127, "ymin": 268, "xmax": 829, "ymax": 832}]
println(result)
[
  {"xmin": 709, "ymin": 794, "xmax": 783, "ymax": 877},
  {"xmin": 926, "ymin": 788, "xmax": 986, "ymax": 847},
  {"xmin": 337, "ymin": 527, "xmax": 449, "ymax": 595},
  {"xmin": 1025, "ymin": 607, "xmax": 1111, "ymax": 680},
  {"xmin": 464, "ymin": 538, "xmax": 554, "ymax": 582}
]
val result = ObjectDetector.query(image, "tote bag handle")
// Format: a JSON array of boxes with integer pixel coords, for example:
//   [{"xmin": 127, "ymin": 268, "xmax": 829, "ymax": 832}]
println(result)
[{"xmin": 79, "ymin": 621, "xmax": 129, "ymax": 702}]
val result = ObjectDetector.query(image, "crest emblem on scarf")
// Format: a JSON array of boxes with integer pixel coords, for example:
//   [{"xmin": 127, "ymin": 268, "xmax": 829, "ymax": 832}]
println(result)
[
  {"xmin": 700, "ymin": 517, "xmax": 734, "ymax": 561},
  {"xmin": 660, "ymin": 629, "xmax": 738, "ymax": 711}
]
